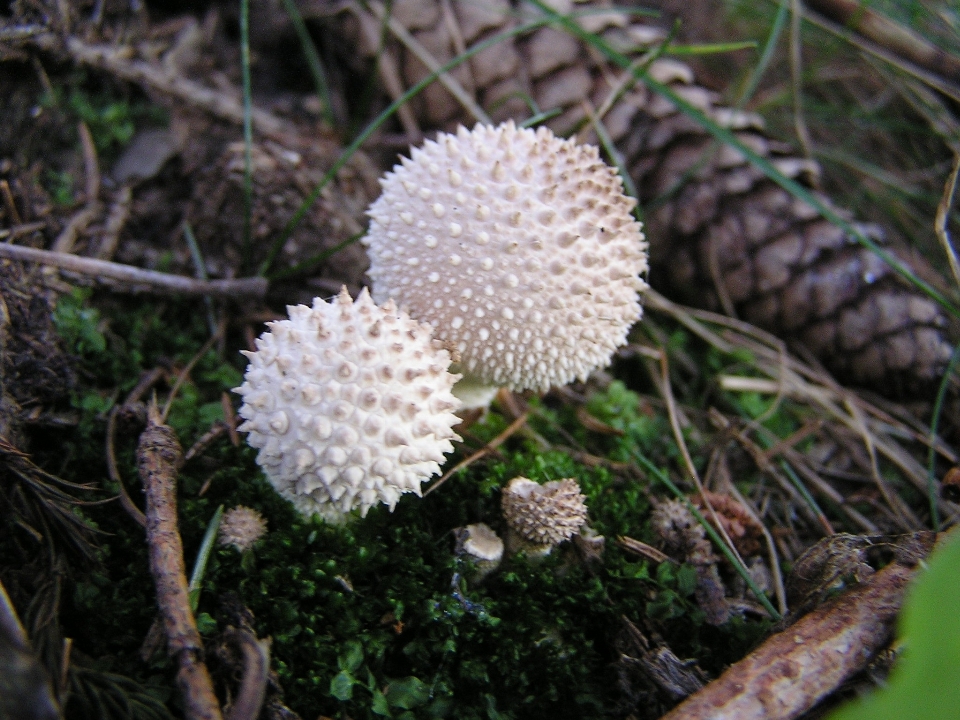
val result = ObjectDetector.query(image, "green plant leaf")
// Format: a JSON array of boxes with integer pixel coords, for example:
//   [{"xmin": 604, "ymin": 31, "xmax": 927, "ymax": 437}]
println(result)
[
  {"xmin": 676, "ymin": 564, "xmax": 698, "ymax": 597},
  {"xmin": 195, "ymin": 613, "xmax": 217, "ymax": 635},
  {"xmin": 829, "ymin": 532, "xmax": 960, "ymax": 720},
  {"xmin": 338, "ymin": 640, "xmax": 364, "ymax": 673},
  {"xmin": 385, "ymin": 676, "xmax": 430, "ymax": 709},
  {"xmin": 330, "ymin": 671, "xmax": 355, "ymax": 701},
  {"xmin": 371, "ymin": 687, "xmax": 392, "ymax": 716}
]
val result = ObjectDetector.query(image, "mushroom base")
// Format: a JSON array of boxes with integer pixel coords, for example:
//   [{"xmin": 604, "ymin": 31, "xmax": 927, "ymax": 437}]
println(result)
[{"xmin": 451, "ymin": 374, "xmax": 500, "ymax": 411}]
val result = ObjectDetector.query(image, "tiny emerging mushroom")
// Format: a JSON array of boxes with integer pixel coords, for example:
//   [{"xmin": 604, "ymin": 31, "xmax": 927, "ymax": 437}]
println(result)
[
  {"xmin": 363, "ymin": 121, "xmax": 648, "ymax": 408},
  {"xmin": 501, "ymin": 476, "xmax": 588, "ymax": 557},
  {"xmin": 218, "ymin": 506, "xmax": 268, "ymax": 552},
  {"xmin": 454, "ymin": 522, "xmax": 504, "ymax": 582},
  {"xmin": 234, "ymin": 287, "xmax": 462, "ymax": 522}
]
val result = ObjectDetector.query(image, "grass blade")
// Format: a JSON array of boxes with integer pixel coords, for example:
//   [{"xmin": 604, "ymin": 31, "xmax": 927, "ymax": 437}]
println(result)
[
  {"xmin": 188, "ymin": 504, "xmax": 224, "ymax": 613},
  {"xmin": 257, "ymin": 12, "xmax": 563, "ymax": 277},
  {"xmin": 631, "ymin": 450, "xmax": 781, "ymax": 620},
  {"xmin": 280, "ymin": 0, "xmax": 337, "ymax": 126},
  {"xmin": 239, "ymin": 0, "xmax": 254, "ymax": 275},
  {"xmin": 927, "ymin": 345, "xmax": 960, "ymax": 532}
]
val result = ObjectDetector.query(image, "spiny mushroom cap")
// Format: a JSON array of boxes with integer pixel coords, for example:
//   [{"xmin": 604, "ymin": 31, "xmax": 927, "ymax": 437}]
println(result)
[
  {"xmin": 234, "ymin": 287, "xmax": 462, "ymax": 522},
  {"xmin": 363, "ymin": 121, "xmax": 648, "ymax": 395},
  {"xmin": 501, "ymin": 476, "xmax": 588, "ymax": 547},
  {"xmin": 218, "ymin": 506, "xmax": 268, "ymax": 552}
]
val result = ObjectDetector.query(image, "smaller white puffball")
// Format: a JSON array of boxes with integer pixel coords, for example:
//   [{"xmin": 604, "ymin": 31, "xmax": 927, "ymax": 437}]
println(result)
[
  {"xmin": 218, "ymin": 506, "xmax": 268, "ymax": 552},
  {"xmin": 234, "ymin": 287, "xmax": 462, "ymax": 522}
]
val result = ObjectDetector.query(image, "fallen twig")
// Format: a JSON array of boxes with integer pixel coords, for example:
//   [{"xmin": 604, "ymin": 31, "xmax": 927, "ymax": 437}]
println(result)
[
  {"xmin": 33, "ymin": 34, "xmax": 289, "ymax": 140},
  {"xmin": 95, "ymin": 185, "xmax": 133, "ymax": 261},
  {"xmin": 0, "ymin": 221, "xmax": 46, "ymax": 240},
  {"xmin": 423, "ymin": 411, "xmax": 529, "ymax": 497},
  {"xmin": 107, "ymin": 406, "xmax": 147, "ymax": 527},
  {"xmin": 619, "ymin": 616, "xmax": 708, "ymax": 702},
  {"xmin": 660, "ymin": 558, "xmax": 918, "ymax": 720},
  {"xmin": 138, "ymin": 402, "xmax": 222, "ymax": 720},
  {"xmin": 51, "ymin": 121, "xmax": 100, "ymax": 254},
  {"xmin": 0, "ymin": 244, "xmax": 267, "ymax": 298},
  {"xmin": 223, "ymin": 628, "xmax": 269, "ymax": 720}
]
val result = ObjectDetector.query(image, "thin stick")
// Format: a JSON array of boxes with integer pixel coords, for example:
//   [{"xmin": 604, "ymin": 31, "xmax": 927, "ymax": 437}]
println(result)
[
  {"xmin": 424, "ymin": 412, "xmax": 529, "ymax": 497},
  {"xmin": 138, "ymin": 402, "xmax": 222, "ymax": 720},
  {"xmin": 804, "ymin": 0, "xmax": 960, "ymax": 84},
  {"xmin": 0, "ymin": 179, "xmax": 22, "ymax": 224},
  {"xmin": 927, "ymin": 344, "xmax": 960, "ymax": 532},
  {"xmin": 95, "ymin": 185, "xmax": 133, "ymax": 260},
  {"xmin": 106, "ymin": 406, "xmax": 147, "ymax": 527},
  {"xmin": 160, "ymin": 330, "xmax": 224, "ymax": 424},
  {"xmin": 661, "ymin": 560, "xmax": 916, "ymax": 720},
  {"xmin": 52, "ymin": 121, "xmax": 100, "ymax": 255},
  {"xmin": 723, "ymin": 481, "xmax": 787, "ymax": 615},
  {"xmin": 0, "ymin": 221, "xmax": 46, "ymax": 239},
  {"xmin": 791, "ymin": 5, "xmax": 960, "ymax": 103},
  {"xmin": 42, "ymin": 35, "xmax": 288, "ymax": 139},
  {"xmin": 0, "ymin": 244, "xmax": 268, "ymax": 298},
  {"xmin": 365, "ymin": 0, "xmax": 492, "ymax": 125}
]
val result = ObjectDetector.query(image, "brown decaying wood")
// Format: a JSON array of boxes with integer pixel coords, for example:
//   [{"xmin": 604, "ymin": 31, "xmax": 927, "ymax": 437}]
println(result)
[
  {"xmin": 138, "ymin": 404, "xmax": 222, "ymax": 720},
  {"xmin": 659, "ymin": 561, "xmax": 913, "ymax": 720},
  {"xmin": 223, "ymin": 629, "xmax": 269, "ymax": 720}
]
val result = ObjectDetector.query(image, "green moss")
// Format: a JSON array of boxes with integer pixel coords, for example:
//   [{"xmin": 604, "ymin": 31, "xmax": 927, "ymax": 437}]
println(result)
[{"xmin": 45, "ymin": 291, "xmax": 776, "ymax": 719}]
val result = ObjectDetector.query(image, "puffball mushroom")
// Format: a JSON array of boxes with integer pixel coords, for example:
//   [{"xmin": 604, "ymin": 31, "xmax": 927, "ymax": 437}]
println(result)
[
  {"xmin": 363, "ymin": 121, "xmax": 648, "ymax": 407},
  {"xmin": 501, "ymin": 476, "xmax": 588, "ymax": 556},
  {"xmin": 234, "ymin": 287, "xmax": 462, "ymax": 522},
  {"xmin": 218, "ymin": 506, "xmax": 268, "ymax": 552},
  {"xmin": 454, "ymin": 523, "xmax": 504, "ymax": 582}
]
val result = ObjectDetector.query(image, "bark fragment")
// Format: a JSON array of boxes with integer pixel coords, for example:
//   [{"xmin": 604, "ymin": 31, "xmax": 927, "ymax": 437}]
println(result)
[{"xmin": 660, "ymin": 561, "xmax": 913, "ymax": 720}]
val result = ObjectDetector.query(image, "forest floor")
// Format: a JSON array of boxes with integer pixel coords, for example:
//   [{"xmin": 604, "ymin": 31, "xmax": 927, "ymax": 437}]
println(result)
[{"xmin": 2, "ymin": 2, "xmax": 960, "ymax": 719}]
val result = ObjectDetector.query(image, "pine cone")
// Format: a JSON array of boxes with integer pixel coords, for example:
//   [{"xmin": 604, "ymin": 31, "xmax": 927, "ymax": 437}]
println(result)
[{"xmin": 319, "ymin": 0, "xmax": 952, "ymax": 393}]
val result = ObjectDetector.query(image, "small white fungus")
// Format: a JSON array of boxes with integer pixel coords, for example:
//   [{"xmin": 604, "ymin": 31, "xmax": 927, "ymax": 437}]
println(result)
[{"xmin": 234, "ymin": 288, "xmax": 462, "ymax": 522}]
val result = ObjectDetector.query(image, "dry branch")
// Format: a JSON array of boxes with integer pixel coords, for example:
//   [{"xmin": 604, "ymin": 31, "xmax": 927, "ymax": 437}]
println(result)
[
  {"xmin": 138, "ymin": 404, "xmax": 222, "ymax": 720},
  {"xmin": 660, "ymin": 560, "xmax": 915, "ymax": 720},
  {"xmin": 0, "ymin": 244, "xmax": 267, "ymax": 298},
  {"xmin": 32, "ymin": 34, "xmax": 289, "ymax": 140}
]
